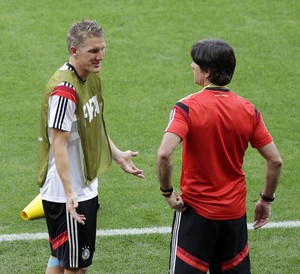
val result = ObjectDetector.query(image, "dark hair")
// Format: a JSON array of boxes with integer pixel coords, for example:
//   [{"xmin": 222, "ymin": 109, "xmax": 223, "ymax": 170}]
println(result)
[{"xmin": 191, "ymin": 39, "xmax": 236, "ymax": 86}]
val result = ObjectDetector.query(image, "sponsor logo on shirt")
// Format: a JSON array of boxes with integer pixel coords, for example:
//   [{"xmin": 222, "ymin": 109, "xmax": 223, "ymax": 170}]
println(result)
[{"xmin": 83, "ymin": 96, "xmax": 100, "ymax": 123}]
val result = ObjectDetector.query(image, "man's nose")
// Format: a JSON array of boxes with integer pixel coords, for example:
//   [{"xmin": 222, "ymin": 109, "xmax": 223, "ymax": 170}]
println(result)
[{"xmin": 96, "ymin": 50, "xmax": 105, "ymax": 60}]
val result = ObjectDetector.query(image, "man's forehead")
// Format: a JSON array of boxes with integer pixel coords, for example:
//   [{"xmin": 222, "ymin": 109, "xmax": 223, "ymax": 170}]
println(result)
[{"xmin": 83, "ymin": 36, "xmax": 106, "ymax": 47}]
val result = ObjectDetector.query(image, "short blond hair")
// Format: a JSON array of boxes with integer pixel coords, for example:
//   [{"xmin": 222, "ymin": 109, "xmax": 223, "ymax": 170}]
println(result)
[{"xmin": 67, "ymin": 20, "xmax": 104, "ymax": 50}]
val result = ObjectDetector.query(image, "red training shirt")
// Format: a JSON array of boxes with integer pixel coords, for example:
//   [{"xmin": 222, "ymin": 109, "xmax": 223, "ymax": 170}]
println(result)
[{"xmin": 165, "ymin": 86, "xmax": 273, "ymax": 220}]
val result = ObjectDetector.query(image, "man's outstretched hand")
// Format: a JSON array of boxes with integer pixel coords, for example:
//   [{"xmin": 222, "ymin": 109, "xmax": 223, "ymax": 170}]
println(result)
[{"xmin": 115, "ymin": 150, "xmax": 145, "ymax": 179}]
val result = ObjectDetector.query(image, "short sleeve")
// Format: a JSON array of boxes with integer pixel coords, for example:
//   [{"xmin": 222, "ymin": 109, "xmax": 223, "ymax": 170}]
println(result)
[
  {"xmin": 48, "ymin": 83, "xmax": 77, "ymax": 131},
  {"xmin": 165, "ymin": 102, "xmax": 189, "ymax": 140},
  {"xmin": 250, "ymin": 110, "xmax": 273, "ymax": 148}
]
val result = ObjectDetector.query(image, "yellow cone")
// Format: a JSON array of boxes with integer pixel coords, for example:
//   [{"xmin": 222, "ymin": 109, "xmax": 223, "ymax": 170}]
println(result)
[{"xmin": 20, "ymin": 194, "xmax": 45, "ymax": 221}]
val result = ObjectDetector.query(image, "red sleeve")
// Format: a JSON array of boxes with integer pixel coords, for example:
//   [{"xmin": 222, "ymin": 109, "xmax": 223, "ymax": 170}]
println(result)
[
  {"xmin": 165, "ymin": 104, "xmax": 189, "ymax": 139},
  {"xmin": 51, "ymin": 85, "xmax": 76, "ymax": 104},
  {"xmin": 250, "ymin": 110, "xmax": 273, "ymax": 148}
]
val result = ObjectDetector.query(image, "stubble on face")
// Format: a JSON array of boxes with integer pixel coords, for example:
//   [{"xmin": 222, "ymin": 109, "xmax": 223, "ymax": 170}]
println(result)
[{"xmin": 74, "ymin": 36, "xmax": 106, "ymax": 80}]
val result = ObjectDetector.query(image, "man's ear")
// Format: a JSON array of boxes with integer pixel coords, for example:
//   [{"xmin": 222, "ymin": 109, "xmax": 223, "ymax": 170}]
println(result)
[
  {"xmin": 204, "ymin": 69, "xmax": 211, "ymax": 79},
  {"xmin": 69, "ymin": 46, "xmax": 77, "ymax": 58}
]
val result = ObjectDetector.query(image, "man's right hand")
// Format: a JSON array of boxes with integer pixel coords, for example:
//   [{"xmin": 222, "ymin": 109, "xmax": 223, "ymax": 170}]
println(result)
[
  {"xmin": 165, "ymin": 191, "xmax": 187, "ymax": 212},
  {"xmin": 66, "ymin": 192, "xmax": 86, "ymax": 225}
]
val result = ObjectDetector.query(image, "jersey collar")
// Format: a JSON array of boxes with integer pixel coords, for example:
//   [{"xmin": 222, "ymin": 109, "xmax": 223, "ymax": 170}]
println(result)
[
  {"xmin": 66, "ymin": 62, "xmax": 86, "ymax": 83},
  {"xmin": 203, "ymin": 84, "xmax": 230, "ymax": 92}
]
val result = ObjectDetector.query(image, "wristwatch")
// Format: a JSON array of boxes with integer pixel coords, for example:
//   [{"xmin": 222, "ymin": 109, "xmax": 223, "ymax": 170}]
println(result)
[{"xmin": 260, "ymin": 192, "xmax": 275, "ymax": 202}]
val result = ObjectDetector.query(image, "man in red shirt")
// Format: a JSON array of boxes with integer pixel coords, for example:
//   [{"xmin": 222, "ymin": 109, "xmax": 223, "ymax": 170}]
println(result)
[{"xmin": 157, "ymin": 39, "xmax": 282, "ymax": 274}]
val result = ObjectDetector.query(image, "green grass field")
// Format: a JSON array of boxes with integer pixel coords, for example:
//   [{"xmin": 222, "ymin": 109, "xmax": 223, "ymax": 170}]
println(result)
[{"xmin": 0, "ymin": 0, "xmax": 299, "ymax": 273}]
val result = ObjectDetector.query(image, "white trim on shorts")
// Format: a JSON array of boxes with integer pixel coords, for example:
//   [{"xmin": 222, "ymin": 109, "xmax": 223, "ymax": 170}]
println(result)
[
  {"xmin": 169, "ymin": 211, "xmax": 182, "ymax": 274},
  {"xmin": 66, "ymin": 205, "xmax": 79, "ymax": 268}
]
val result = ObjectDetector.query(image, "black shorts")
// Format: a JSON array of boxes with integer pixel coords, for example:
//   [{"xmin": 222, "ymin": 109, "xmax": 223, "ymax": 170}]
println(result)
[
  {"xmin": 42, "ymin": 196, "xmax": 98, "ymax": 269},
  {"xmin": 169, "ymin": 206, "xmax": 251, "ymax": 274}
]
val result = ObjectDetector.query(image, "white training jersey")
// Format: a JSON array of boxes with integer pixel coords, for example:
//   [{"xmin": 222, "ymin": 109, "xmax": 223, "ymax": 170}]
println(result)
[{"xmin": 40, "ymin": 66, "xmax": 98, "ymax": 203}]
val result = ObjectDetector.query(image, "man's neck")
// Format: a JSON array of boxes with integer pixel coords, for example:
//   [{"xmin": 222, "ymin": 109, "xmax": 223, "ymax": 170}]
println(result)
[{"xmin": 68, "ymin": 59, "xmax": 87, "ymax": 81}]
